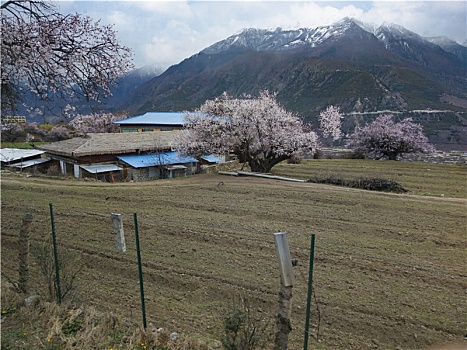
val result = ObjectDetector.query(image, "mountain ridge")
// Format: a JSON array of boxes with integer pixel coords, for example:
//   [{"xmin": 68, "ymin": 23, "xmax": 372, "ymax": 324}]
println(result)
[{"xmin": 114, "ymin": 17, "xmax": 466, "ymax": 150}]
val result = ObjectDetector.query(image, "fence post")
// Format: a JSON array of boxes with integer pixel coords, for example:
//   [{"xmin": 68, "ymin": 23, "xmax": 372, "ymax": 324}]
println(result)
[
  {"xmin": 49, "ymin": 203, "xmax": 62, "ymax": 304},
  {"xmin": 18, "ymin": 212, "xmax": 33, "ymax": 294},
  {"xmin": 133, "ymin": 213, "xmax": 147, "ymax": 329},
  {"xmin": 303, "ymin": 233, "xmax": 316, "ymax": 350},
  {"xmin": 273, "ymin": 232, "xmax": 295, "ymax": 350},
  {"xmin": 111, "ymin": 213, "xmax": 126, "ymax": 253}
]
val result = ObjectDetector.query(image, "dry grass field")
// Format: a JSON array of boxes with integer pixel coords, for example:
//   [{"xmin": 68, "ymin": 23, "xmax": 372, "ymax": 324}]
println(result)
[{"xmin": 1, "ymin": 159, "xmax": 466, "ymax": 350}]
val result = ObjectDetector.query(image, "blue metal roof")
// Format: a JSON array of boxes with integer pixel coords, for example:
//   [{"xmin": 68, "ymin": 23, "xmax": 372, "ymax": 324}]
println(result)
[
  {"xmin": 114, "ymin": 112, "xmax": 187, "ymax": 125},
  {"xmin": 117, "ymin": 152, "xmax": 198, "ymax": 168}
]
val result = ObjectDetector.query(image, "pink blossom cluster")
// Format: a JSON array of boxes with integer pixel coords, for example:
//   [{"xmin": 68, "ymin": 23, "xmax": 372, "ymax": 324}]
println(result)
[
  {"xmin": 177, "ymin": 91, "xmax": 318, "ymax": 172},
  {"xmin": 70, "ymin": 112, "xmax": 127, "ymax": 135},
  {"xmin": 1, "ymin": 121, "xmax": 70, "ymax": 142},
  {"xmin": 346, "ymin": 114, "xmax": 435, "ymax": 160}
]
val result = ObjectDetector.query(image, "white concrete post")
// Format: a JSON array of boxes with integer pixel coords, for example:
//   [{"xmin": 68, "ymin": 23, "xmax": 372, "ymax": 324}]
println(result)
[
  {"xmin": 274, "ymin": 232, "xmax": 295, "ymax": 287},
  {"xmin": 273, "ymin": 232, "xmax": 295, "ymax": 350},
  {"xmin": 111, "ymin": 213, "xmax": 126, "ymax": 253}
]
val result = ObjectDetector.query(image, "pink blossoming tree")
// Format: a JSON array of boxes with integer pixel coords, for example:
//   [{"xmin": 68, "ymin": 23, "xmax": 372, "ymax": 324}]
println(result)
[
  {"xmin": 318, "ymin": 105, "xmax": 343, "ymax": 141},
  {"xmin": 346, "ymin": 114, "xmax": 434, "ymax": 160},
  {"xmin": 47, "ymin": 125, "xmax": 71, "ymax": 142},
  {"xmin": 177, "ymin": 91, "xmax": 319, "ymax": 173},
  {"xmin": 70, "ymin": 112, "xmax": 127, "ymax": 135},
  {"xmin": 1, "ymin": 0, "xmax": 133, "ymax": 118}
]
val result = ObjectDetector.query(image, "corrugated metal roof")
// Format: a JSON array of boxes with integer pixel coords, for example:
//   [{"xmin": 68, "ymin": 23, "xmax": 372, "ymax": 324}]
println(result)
[
  {"xmin": 165, "ymin": 165, "xmax": 187, "ymax": 170},
  {"xmin": 201, "ymin": 155, "xmax": 221, "ymax": 163},
  {"xmin": 80, "ymin": 164, "xmax": 122, "ymax": 173},
  {"xmin": 0, "ymin": 148, "xmax": 44, "ymax": 162},
  {"xmin": 37, "ymin": 132, "xmax": 177, "ymax": 157},
  {"xmin": 8, "ymin": 157, "xmax": 51, "ymax": 168},
  {"xmin": 114, "ymin": 112, "xmax": 187, "ymax": 125},
  {"xmin": 118, "ymin": 152, "xmax": 198, "ymax": 168}
]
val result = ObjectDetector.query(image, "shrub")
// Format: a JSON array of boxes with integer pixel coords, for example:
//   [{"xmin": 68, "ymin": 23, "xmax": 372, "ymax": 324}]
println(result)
[
  {"xmin": 221, "ymin": 296, "xmax": 274, "ymax": 350},
  {"xmin": 307, "ymin": 176, "xmax": 407, "ymax": 193}
]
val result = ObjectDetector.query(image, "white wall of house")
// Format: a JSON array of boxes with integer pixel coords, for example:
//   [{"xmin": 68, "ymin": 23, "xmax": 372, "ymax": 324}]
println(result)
[
  {"xmin": 73, "ymin": 164, "xmax": 80, "ymax": 178},
  {"xmin": 60, "ymin": 161, "xmax": 66, "ymax": 175}
]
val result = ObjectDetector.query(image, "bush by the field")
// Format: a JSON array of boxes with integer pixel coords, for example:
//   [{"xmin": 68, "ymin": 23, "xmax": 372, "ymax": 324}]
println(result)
[{"xmin": 307, "ymin": 176, "xmax": 407, "ymax": 193}]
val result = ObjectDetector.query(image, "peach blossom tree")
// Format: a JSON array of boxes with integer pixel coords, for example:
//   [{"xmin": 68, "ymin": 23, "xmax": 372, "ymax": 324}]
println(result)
[
  {"xmin": 346, "ymin": 114, "xmax": 434, "ymax": 160},
  {"xmin": 70, "ymin": 112, "xmax": 127, "ymax": 134},
  {"xmin": 177, "ymin": 91, "xmax": 319, "ymax": 173},
  {"xmin": 318, "ymin": 105, "xmax": 343, "ymax": 141},
  {"xmin": 1, "ymin": 0, "xmax": 133, "ymax": 118}
]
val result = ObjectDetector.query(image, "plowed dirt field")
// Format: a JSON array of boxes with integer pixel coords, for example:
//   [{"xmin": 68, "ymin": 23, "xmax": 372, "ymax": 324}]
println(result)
[{"xmin": 2, "ymin": 160, "xmax": 466, "ymax": 349}]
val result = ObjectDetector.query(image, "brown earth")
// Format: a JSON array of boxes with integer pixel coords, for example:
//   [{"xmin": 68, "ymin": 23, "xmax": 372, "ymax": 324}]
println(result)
[{"xmin": 1, "ymin": 161, "xmax": 466, "ymax": 350}]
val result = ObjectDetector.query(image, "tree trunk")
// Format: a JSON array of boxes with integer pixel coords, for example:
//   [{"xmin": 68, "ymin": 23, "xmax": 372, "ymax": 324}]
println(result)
[
  {"xmin": 274, "ymin": 284, "xmax": 293, "ymax": 350},
  {"xmin": 18, "ymin": 213, "xmax": 33, "ymax": 294},
  {"xmin": 248, "ymin": 155, "xmax": 290, "ymax": 173}
]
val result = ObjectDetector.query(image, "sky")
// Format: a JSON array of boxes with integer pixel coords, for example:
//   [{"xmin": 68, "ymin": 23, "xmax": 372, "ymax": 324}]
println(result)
[{"xmin": 56, "ymin": 1, "xmax": 467, "ymax": 70}]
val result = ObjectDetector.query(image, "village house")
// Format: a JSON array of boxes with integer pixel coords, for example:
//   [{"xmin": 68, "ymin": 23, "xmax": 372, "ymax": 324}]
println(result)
[
  {"xmin": 0, "ymin": 148, "xmax": 51, "ymax": 173},
  {"xmin": 37, "ymin": 131, "xmax": 199, "ymax": 182},
  {"xmin": 113, "ymin": 112, "xmax": 186, "ymax": 132}
]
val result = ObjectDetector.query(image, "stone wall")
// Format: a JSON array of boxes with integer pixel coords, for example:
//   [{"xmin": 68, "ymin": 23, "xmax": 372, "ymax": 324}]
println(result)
[{"xmin": 201, "ymin": 160, "xmax": 243, "ymax": 174}]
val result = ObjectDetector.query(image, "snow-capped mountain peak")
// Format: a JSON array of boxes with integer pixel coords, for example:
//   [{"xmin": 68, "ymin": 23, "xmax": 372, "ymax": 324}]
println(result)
[
  {"xmin": 202, "ymin": 17, "xmax": 375, "ymax": 54},
  {"xmin": 199, "ymin": 17, "xmax": 467, "ymax": 70}
]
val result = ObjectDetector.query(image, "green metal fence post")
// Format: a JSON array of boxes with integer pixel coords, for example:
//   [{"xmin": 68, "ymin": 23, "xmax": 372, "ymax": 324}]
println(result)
[
  {"xmin": 303, "ymin": 233, "xmax": 316, "ymax": 350},
  {"xmin": 49, "ymin": 203, "xmax": 62, "ymax": 304},
  {"xmin": 133, "ymin": 213, "xmax": 147, "ymax": 329}
]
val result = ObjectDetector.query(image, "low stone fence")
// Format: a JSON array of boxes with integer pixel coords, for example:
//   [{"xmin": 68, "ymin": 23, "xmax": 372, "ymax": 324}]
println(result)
[
  {"xmin": 314, "ymin": 148, "xmax": 466, "ymax": 165},
  {"xmin": 201, "ymin": 160, "xmax": 243, "ymax": 174},
  {"xmin": 402, "ymin": 151, "xmax": 466, "ymax": 165}
]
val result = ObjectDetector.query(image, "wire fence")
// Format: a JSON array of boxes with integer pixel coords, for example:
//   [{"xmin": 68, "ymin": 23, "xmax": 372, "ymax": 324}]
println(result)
[
  {"xmin": 2, "ymin": 203, "xmax": 466, "ymax": 349},
  {"xmin": 3, "ymin": 205, "xmax": 465, "ymax": 282}
]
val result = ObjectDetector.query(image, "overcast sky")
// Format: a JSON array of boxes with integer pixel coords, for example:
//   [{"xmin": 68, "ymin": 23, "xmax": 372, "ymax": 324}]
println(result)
[{"xmin": 57, "ymin": 1, "xmax": 467, "ymax": 69}]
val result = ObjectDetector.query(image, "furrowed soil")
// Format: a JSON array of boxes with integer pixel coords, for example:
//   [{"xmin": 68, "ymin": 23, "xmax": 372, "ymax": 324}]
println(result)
[{"xmin": 1, "ymin": 160, "xmax": 466, "ymax": 350}]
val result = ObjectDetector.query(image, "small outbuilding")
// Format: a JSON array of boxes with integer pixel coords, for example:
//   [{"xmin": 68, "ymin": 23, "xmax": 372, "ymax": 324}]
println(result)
[
  {"xmin": 0, "ymin": 148, "xmax": 51, "ymax": 173},
  {"xmin": 117, "ymin": 152, "xmax": 198, "ymax": 181}
]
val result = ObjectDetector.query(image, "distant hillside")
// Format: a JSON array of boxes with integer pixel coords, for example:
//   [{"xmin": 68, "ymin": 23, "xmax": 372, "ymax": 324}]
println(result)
[
  {"xmin": 16, "ymin": 65, "xmax": 162, "ymax": 124},
  {"xmin": 105, "ymin": 65, "xmax": 163, "ymax": 109}
]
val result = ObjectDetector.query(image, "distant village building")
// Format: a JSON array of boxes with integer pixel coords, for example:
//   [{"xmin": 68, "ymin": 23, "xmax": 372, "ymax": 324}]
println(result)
[
  {"xmin": 113, "ymin": 112, "xmax": 186, "ymax": 132},
  {"xmin": 2, "ymin": 116, "xmax": 27, "ymax": 124}
]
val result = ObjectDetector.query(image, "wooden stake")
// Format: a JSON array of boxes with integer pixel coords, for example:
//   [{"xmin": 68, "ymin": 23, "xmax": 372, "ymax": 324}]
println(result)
[
  {"xmin": 18, "ymin": 213, "xmax": 33, "ymax": 294},
  {"xmin": 111, "ymin": 213, "xmax": 126, "ymax": 253},
  {"xmin": 274, "ymin": 284, "xmax": 293, "ymax": 350}
]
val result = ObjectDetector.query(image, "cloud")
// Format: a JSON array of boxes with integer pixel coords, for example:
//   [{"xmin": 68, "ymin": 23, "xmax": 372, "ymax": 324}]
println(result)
[
  {"xmin": 135, "ymin": 0, "xmax": 193, "ymax": 18},
  {"xmin": 58, "ymin": 1, "xmax": 467, "ymax": 69},
  {"xmin": 107, "ymin": 10, "xmax": 132, "ymax": 27},
  {"xmin": 143, "ymin": 20, "xmax": 202, "ymax": 67},
  {"xmin": 359, "ymin": 1, "xmax": 466, "ymax": 41}
]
